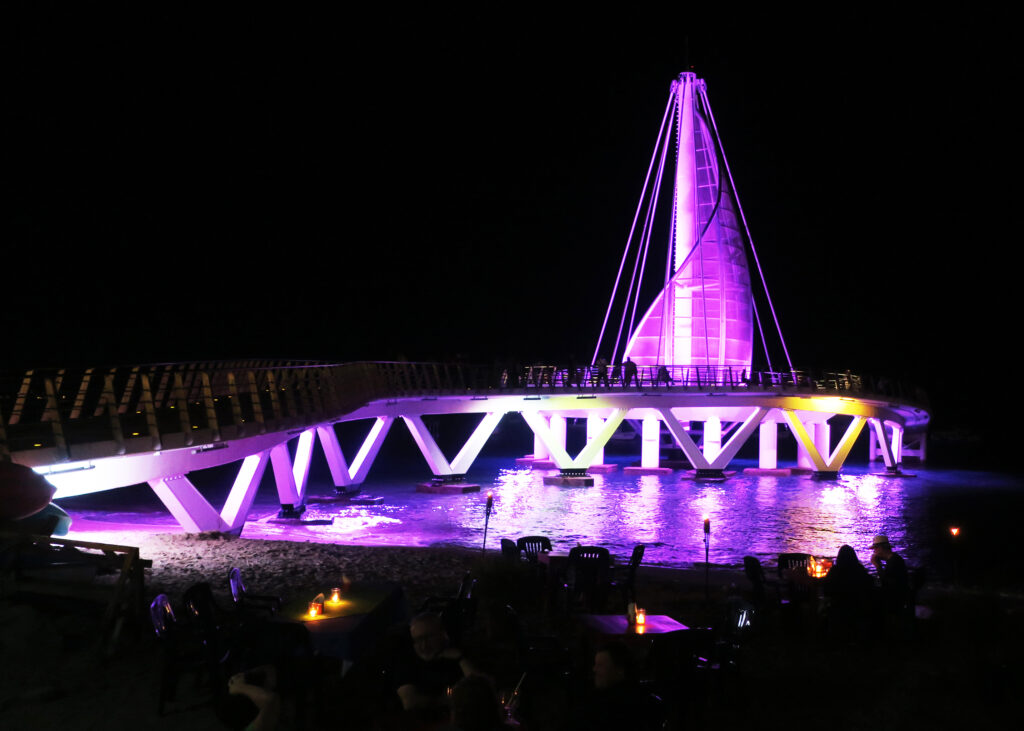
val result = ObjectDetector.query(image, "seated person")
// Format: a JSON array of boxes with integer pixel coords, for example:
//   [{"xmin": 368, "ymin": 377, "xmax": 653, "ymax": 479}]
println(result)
[
  {"xmin": 825, "ymin": 544, "xmax": 873, "ymax": 598},
  {"xmin": 396, "ymin": 612, "xmax": 475, "ymax": 712},
  {"xmin": 448, "ymin": 674, "xmax": 513, "ymax": 731},
  {"xmin": 217, "ymin": 665, "xmax": 280, "ymax": 731},
  {"xmin": 574, "ymin": 642, "xmax": 661, "ymax": 731},
  {"xmin": 869, "ymin": 534, "xmax": 909, "ymax": 614},
  {"xmin": 824, "ymin": 544, "xmax": 873, "ymax": 639}
]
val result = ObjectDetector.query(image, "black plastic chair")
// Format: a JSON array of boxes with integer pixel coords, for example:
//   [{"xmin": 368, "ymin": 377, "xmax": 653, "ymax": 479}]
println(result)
[
  {"xmin": 516, "ymin": 535, "xmax": 553, "ymax": 563},
  {"xmin": 228, "ymin": 567, "xmax": 282, "ymax": 617},
  {"xmin": 611, "ymin": 543, "xmax": 645, "ymax": 607},
  {"xmin": 566, "ymin": 545, "xmax": 611, "ymax": 612},
  {"xmin": 776, "ymin": 552, "xmax": 811, "ymax": 580},
  {"xmin": 500, "ymin": 538, "xmax": 521, "ymax": 562},
  {"xmin": 419, "ymin": 571, "xmax": 478, "ymax": 644},
  {"xmin": 150, "ymin": 594, "xmax": 221, "ymax": 716}
]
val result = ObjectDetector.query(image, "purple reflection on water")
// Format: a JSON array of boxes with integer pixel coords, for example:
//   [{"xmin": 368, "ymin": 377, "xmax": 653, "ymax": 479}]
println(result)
[{"xmin": 59, "ymin": 456, "xmax": 1024, "ymax": 585}]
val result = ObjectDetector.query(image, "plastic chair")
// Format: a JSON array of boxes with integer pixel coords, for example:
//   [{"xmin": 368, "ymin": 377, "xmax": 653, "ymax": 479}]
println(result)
[
  {"xmin": 516, "ymin": 535, "xmax": 553, "ymax": 563},
  {"xmin": 566, "ymin": 545, "xmax": 611, "ymax": 612},
  {"xmin": 611, "ymin": 544, "xmax": 645, "ymax": 607},
  {"xmin": 228, "ymin": 567, "xmax": 282, "ymax": 617},
  {"xmin": 419, "ymin": 571, "xmax": 478, "ymax": 644},
  {"xmin": 150, "ymin": 594, "xmax": 220, "ymax": 715},
  {"xmin": 500, "ymin": 538, "xmax": 521, "ymax": 562},
  {"xmin": 776, "ymin": 553, "xmax": 811, "ymax": 580}
]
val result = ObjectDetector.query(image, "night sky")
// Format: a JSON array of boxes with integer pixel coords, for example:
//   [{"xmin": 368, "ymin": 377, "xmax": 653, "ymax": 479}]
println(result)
[{"xmin": 7, "ymin": 8, "xmax": 1018, "ymax": 459}]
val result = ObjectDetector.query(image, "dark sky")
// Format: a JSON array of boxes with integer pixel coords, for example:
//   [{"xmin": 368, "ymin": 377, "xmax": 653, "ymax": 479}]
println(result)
[{"xmin": 7, "ymin": 7, "xmax": 1018, "ymax": 436}]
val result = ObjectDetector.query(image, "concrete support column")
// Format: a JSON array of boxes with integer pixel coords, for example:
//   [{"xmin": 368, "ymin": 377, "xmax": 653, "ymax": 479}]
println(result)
[
  {"xmin": 586, "ymin": 415, "xmax": 606, "ymax": 466},
  {"xmin": 704, "ymin": 417, "xmax": 722, "ymax": 463},
  {"xmin": 814, "ymin": 422, "xmax": 831, "ymax": 464},
  {"xmin": 759, "ymin": 420, "xmax": 778, "ymax": 469},
  {"xmin": 641, "ymin": 414, "xmax": 660, "ymax": 468},
  {"xmin": 549, "ymin": 415, "xmax": 567, "ymax": 456},
  {"xmin": 533, "ymin": 414, "xmax": 550, "ymax": 460},
  {"xmin": 890, "ymin": 422, "xmax": 904, "ymax": 466},
  {"xmin": 796, "ymin": 422, "xmax": 815, "ymax": 470}
]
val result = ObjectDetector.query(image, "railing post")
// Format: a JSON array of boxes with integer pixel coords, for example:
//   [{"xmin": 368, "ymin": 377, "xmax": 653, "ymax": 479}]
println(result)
[
  {"xmin": 199, "ymin": 372, "xmax": 220, "ymax": 442},
  {"xmin": 246, "ymin": 371, "xmax": 266, "ymax": 433},
  {"xmin": 227, "ymin": 372, "xmax": 245, "ymax": 436},
  {"xmin": 42, "ymin": 377, "xmax": 68, "ymax": 461},
  {"xmin": 171, "ymin": 373, "xmax": 193, "ymax": 445},
  {"xmin": 264, "ymin": 371, "xmax": 282, "ymax": 422},
  {"xmin": 102, "ymin": 374, "xmax": 126, "ymax": 455},
  {"xmin": 69, "ymin": 368, "xmax": 93, "ymax": 420},
  {"xmin": 139, "ymin": 373, "xmax": 162, "ymax": 451}
]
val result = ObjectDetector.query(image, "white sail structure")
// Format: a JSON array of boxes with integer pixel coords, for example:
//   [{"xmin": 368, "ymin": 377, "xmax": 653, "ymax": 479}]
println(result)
[{"xmin": 621, "ymin": 72, "xmax": 754, "ymax": 370}]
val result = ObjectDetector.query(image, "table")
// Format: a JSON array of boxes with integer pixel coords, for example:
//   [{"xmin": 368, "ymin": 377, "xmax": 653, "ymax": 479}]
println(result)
[
  {"xmin": 277, "ymin": 582, "xmax": 406, "ymax": 663},
  {"xmin": 578, "ymin": 613, "xmax": 689, "ymax": 636}
]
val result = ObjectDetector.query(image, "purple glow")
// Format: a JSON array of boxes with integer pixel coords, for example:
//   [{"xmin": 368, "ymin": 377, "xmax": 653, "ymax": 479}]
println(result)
[{"xmin": 624, "ymin": 72, "xmax": 753, "ymax": 370}]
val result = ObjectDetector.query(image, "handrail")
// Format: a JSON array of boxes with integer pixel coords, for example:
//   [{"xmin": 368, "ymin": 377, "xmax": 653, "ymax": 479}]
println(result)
[{"xmin": 0, "ymin": 360, "xmax": 929, "ymax": 460}]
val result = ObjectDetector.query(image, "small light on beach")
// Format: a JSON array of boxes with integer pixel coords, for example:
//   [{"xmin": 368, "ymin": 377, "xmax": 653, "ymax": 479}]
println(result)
[{"xmin": 950, "ymin": 526, "xmax": 960, "ymax": 537}]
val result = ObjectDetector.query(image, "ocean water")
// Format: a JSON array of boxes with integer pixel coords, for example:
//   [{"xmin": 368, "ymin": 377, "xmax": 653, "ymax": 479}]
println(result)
[{"xmin": 58, "ymin": 455, "xmax": 1024, "ymax": 587}]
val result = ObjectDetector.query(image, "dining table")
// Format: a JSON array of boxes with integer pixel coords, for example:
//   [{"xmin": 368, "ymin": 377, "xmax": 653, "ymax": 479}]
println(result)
[
  {"xmin": 276, "ymin": 581, "xmax": 407, "ymax": 665},
  {"xmin": 578, "ymin": 613, "xmax": 689, "ymax": 636}
]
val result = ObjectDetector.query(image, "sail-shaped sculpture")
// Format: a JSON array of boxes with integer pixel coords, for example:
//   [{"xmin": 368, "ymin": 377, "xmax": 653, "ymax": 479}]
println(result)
[{"xmin": 623, "ymin": 73, "xmax": 753, "ymax": 370}]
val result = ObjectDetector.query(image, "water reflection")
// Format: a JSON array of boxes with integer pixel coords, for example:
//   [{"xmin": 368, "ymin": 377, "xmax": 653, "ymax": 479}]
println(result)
[{"xmin": 61, "ymin": 457, "xmax": 968, "ymax": 569}]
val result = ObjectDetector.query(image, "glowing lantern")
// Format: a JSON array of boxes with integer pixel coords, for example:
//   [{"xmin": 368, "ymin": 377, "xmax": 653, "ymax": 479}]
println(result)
[{"xmin": 636, "ymin": 608, "xmax": 646, "ymax": 626}]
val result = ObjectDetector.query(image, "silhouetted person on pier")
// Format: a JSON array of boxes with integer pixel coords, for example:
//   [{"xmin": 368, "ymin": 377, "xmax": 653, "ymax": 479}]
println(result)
[
  {"xmin": 595, "ymin": 357, "xmax": 609, "ymax": 388},
  {"xmin": 656, "ymin": 365, "xmax": 671, "ymax": 388},
  {"xmin": 622, "ymin": 358, "xmax": 638, "ymax": 389}
]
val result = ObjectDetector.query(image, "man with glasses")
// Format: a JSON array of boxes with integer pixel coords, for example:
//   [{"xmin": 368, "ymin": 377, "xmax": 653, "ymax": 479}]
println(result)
[{"xmin": 396, "ymin": 612, "xmax": 475, "ymax": 713}]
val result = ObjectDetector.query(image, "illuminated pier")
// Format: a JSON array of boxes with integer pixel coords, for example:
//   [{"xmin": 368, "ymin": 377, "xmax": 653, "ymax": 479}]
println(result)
[{"xmin": 1, "ymin": 72, "xmax": 929, "ymax": 532}]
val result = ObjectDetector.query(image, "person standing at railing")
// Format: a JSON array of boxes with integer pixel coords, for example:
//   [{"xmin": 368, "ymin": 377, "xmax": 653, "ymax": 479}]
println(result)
[
  {"xmin": 594, "ymin": 357, "xmax": 609, "ymax": 388},
  {"xmin": 622, "ymin": 358, "xmax": 638, "ymax": 389}
]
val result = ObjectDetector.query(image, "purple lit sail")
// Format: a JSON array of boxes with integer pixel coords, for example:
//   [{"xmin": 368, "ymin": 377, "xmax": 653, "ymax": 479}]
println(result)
[{"xmin": 624, "ymin": 72, "xmax": 753, "ymax": 369}]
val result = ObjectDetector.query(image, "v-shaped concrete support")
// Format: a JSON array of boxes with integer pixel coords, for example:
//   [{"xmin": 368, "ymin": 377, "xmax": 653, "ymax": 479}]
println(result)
[
  {"xmin": 149, "ymin": 449, "xmax": 271, "ymax": 533},
  {"xmin": 782, "ymin": 411, "xmax": 866, "ymax": 473},
  {"xmin": 658, "ymin": 407, "xmax": 769, "ymax": 470},
  {"xmin": 521, "ymin": 409, "xmax": 627, "ymax": 470},
  {"xmin": 316, "ymin": 417, "xmax": 395, "ymax": 488},
  {"xmin": 868, "ymin": 418, "xmax": 902, "ymax": 469},
  {"xmin": 402, "ymin": 412, "xmax": 506, "ymax": 476}
]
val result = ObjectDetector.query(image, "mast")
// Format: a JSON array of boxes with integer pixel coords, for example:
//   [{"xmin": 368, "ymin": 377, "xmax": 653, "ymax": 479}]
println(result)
[{"xmin": 622, "ymin": 72, "xmax": 753, "ymax": 371}]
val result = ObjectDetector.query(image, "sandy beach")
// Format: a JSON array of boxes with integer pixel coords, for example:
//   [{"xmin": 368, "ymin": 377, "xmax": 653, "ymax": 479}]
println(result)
[{"xmin": 2, "ymin": 529, "xmax": 1022, "ymax": 730}]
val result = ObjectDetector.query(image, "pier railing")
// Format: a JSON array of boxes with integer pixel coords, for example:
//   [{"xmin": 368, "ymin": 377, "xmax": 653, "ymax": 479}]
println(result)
[{"xmin": 1, "ymin": 360, "xmax": 926, "ymax": 461}]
